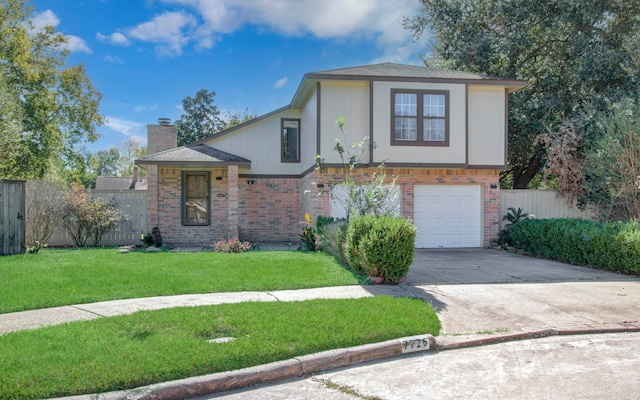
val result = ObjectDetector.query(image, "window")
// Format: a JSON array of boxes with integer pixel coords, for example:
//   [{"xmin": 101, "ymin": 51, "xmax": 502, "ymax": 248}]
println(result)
[
  {"xmin": 281, "ymin": 118, "xmax": 300, "ymax": 162},
  {"xmin": 391, "ymin": 90, "xmax": 449, "ymax": 146},
  {"xmin": 182, "ymin": 171, "xmax": 209, "ymax": 226}
]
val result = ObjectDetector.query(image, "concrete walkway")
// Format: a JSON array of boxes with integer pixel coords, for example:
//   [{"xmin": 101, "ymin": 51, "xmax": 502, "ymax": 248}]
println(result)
[{"xmin": 0, "ymin": 285, "xmax": 406, "ymax": 335}]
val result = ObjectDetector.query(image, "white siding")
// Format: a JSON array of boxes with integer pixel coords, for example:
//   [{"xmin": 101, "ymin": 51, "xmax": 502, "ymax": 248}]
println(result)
[
  {"xmin": 301, "ymin": 89, "xmax": 318, "ymax": 168},
  {"xmin": 468, "ymin": 86, "xmax": 506, "ymax": 166},
  {"xmin": 372, "ymin": 81, "xmax": 467, "ymax": 165},
  {"xmin": 319, "ymin": 81, "xmax": 370, "ymax": 164},
  {"xmin": 204, "ymin": 109, "xmax": 303, "ymax": 175}
]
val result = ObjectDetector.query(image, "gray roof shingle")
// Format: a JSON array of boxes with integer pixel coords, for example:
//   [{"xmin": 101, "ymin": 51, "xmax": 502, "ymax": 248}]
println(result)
[
  {"xmin": 307, "ymin": 62, "xmax": 523, "ymax": 82},
  {"xmin": 136, "ymin": 144, "xmax": 251, "ymax": 167}
]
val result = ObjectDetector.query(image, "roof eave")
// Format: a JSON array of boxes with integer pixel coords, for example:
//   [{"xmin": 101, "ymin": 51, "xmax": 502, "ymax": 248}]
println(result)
[{"xmin": 135, "ymin": 160, "xmax": 251, "ymax": 169}]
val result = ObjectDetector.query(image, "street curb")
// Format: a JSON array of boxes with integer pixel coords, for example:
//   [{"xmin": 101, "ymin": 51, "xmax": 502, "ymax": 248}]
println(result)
[
  {"xmin": 55, "ymin": 334, "xmax": 435, "ymax": 400},
  {"xmin": 54, "ymin": 327, "xmax": 640, "ymax": 400},
  {"xmin": 434, "ymin": 326, "xmax": 640, "ymax": 351}
]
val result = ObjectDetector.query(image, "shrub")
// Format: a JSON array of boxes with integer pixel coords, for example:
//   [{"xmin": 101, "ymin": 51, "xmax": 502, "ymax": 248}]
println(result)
[
  {"xmin": 25, "ymin": 180, "xmax": 64, "ymax": 252},
  {"xmin": 319, "ymin": 220, "xmax": 348, "ymax": 263},
  {"xmin": 509, "ymin": 218, "xmax": 640, "ymax": 275},
  {"xmin": 497, "ymin": 207, "xmax": 535, "ymax": 248},
  {"xmin": 346, "ymin": 215, "xmax": 417, "ymax": 282},
  {"xmin": 211, "ymin": 238, "xmax": 253, "ymax": 253},
  {"xmin": 61, "ymin": 183, "xmax": 129, "ymax": 247},
  {"xmin": 345, "ymin": 215, "xmax": 375, "ymax": 274}
]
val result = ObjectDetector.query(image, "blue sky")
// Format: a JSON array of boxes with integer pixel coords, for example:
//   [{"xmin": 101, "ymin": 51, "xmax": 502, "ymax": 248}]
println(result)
[{"xmin": 28, "ymin": 0, "xmax": 425, "ymax": 152}]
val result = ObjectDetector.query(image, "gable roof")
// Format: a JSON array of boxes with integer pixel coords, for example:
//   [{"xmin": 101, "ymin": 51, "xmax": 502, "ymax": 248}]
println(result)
[
  {"xmin": 136, "ymin": 144, "xmax": 251, "ymax": 168},
  {"xmin": 307, "ymin": 62, "xmax": 504, "ymax": 80},
  {"xmin": 95, "ymin": 176, "xmax": 147, "ymax": 191},
  {"xmin": 292, "ymin": 62, "xmax": 527, "ymax": 106}
]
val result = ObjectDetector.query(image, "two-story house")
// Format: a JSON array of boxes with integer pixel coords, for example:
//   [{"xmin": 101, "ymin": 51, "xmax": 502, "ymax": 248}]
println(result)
[{"xmin": 136, "ymin": 63, "xmax": 526, "ymax": 248}]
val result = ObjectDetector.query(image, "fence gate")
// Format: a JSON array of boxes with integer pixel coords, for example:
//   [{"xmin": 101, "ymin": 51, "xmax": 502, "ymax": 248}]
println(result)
[{"xmin": 0, "ymin": 179, "xmax": 26, "ymax": 255}]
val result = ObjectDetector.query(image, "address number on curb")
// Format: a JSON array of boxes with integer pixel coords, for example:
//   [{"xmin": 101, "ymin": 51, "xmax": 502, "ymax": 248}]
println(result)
[{"xmin": 401, "ymin": 337, "xmax": 430, "ymax": 353}]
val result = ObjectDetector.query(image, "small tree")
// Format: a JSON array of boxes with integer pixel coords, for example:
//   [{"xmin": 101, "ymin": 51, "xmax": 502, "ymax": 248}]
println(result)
[
  {"xmin": 540, "ymin": 120, "xmax": 586, "ymax": 205},
  {"xmin": 586, "ymin": 101, "xmax": 640, "ymax": 221},
  {"xmin": 316, "ymin": 117, "xmax": 400, "ymax": 221},
  {"xmin": 61, "ymin": 183, "xmax": 128, "ymax": 247},
  {"xmin": 25, "ymin": 180, "xmax": 65, "ymax": 252}
]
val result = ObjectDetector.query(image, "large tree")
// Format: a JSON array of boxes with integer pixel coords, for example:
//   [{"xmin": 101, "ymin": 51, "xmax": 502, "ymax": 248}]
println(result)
[
  {"xmin": 175, "ymin": 89, "xmax": 225, "ymax": 146},
  {"xmin": 0, "ymin": 0, "xmax": 104, "ymax": 179},
  {"xmin": 0, "ymin": 72, "xmax": 23, "ymax": 177},
  {"xmin": 405, "ymin": 0, "xmax": 640, "ymax": 188}
]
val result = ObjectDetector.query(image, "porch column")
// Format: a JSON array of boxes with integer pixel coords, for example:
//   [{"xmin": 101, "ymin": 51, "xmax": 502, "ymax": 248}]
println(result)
[
  {"xmin": 147, "ymin": 164, "xmax": 159, "ymax": 229},
  {"xmin": 227, "ymin": 165, "xmax": 239, "ymax": 239}
]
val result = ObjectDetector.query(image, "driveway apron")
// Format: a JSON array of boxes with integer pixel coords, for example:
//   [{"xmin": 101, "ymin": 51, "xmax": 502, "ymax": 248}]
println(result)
[{"xmin": 400, "ymin": 248, "xmax": 640, "ymax": 337}]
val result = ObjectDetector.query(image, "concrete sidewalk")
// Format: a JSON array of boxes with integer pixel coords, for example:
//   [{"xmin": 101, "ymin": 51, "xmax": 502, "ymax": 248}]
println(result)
[{"xmin": 0, "ymin": 285, "xmax": 408, "ymax": 335}]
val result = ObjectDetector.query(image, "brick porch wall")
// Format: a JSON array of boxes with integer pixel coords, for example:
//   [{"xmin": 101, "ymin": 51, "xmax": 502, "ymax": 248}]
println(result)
[
  {"xmin": 154, "ymin": 167, "xmax": 230, "ymax": 247},
  {"xmin": 308, "ymin": 167, "xmax": 501, "ymax": 246},
  {"xmin": 237, "ymin": 177, "xmax": 302, "ymax": 242}
]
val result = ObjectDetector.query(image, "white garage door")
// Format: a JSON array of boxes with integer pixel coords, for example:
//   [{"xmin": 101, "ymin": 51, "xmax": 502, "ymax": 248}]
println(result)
[{"xmin": 414, "ymin": 185, "xmax": 482, "ymax": 248}]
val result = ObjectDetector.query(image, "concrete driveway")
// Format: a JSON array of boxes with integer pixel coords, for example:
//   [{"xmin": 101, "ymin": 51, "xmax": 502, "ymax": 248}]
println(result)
[
  {"xmin": 405, "ymin": 248, "xmax": 636, "ymax": 285},
  {"xmin": 399, "ymin": 248, "xmax": 640, "ymax": 338}
]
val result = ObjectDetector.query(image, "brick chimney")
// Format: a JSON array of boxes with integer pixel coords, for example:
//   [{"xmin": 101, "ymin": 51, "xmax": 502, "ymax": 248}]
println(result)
[{"xmin": 147, "ymin": 118, "xmax": 178, "ymax": 155}]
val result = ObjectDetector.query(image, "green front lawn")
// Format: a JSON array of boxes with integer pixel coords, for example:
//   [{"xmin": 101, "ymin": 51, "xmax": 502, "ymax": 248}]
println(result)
[
  {"xmin": 0, "ymin": 296, "xmax": 440, "ymax": 399},
  {"xmin": 0, "ymin": 249, "xmax": 359, "ymax": 314}
]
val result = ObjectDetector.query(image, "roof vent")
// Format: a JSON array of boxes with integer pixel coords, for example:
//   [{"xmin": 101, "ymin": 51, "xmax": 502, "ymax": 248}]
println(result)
[{"xmin": 158, "ymin": 118, "xmax": 171, "ymax": 126}]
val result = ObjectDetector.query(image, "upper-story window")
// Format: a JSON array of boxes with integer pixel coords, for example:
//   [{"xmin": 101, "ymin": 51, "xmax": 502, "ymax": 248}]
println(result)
[
  {"xmin": 391, "ymin": 89, "xmax": 449, "ymax": 146},
  {"xmin": 281, "ymin": 118, "xmax": 301, "ymax": 162}
]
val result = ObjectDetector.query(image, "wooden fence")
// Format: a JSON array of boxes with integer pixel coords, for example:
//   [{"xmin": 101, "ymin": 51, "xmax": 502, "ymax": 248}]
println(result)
[
  {"xmin": 500, "ymin": 190, "xmax": 596, "ymax": 228},
  {"xmin": 47, "ymin": 190, "xmax": 147, "ymax": 247},
  {"xmin": 0, "ymin": 180, "xmax": 26, "ymax": 255}
]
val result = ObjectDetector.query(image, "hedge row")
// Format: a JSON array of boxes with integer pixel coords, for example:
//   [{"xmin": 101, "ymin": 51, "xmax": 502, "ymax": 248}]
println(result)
[{"xmin": 509, "ymin": 218, "xmax": 640, "ymax": 275}]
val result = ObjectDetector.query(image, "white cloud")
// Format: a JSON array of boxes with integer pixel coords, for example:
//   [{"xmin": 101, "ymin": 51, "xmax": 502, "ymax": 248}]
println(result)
[
  {"xmin": 104, "ymin": 55, "xmax": 125, "ymax": 64},
  {"xmin": 273, "ymin": 77, "xmax": 288, "ymax": 89},
  {"xmin": 111, "ymin": 0, "xmax": 421, "ymax": 62},
  {"xmin": 105, "ymin": 117, "xmax": 144, "ymax": 136},
  {"xmin": 133, "ymin": 104, "xmax": 159, "ymax": 112},
  {"xmin": 28, "ymin": 10, "xmax": 92, "ymax": 54},
  {"xmin": 127, "ymin": 11, "xmax": 197, "ymax": 56},
  {"xmin": 126, "ymin": 135, "xmax": 148, "ymax": 146},
  {"xmin": 29, "ymin": 9, "xmax": 60, "ymax": 30},
  {"xmin": 97, "ymin": 32, "xmax": 131, "ymax": 46},
  {"xmin": 64, "ymin": 35, "xmax": 92, "ymax": 54}
]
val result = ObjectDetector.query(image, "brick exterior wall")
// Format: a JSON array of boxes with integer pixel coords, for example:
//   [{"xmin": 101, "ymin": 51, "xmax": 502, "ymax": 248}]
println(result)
[
  {"xmin": 148, "ymin": 165, "xmax": 500, "ymax": 247},
  {"xmin": 307, "ymin": 167, "xmax": 501, "ymax": 246},
  {"xmin": 237, "ymin": 177, "xmax": 302, "ymax": 242}
]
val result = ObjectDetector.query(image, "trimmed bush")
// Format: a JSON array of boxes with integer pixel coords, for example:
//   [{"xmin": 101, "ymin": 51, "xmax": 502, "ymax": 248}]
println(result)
[
  {"xmin": 345, "ymin": 215, "xmax": 374, "ymax": 274},
  {"xmin": 510, "ymin": 218, "xmax": 640, "ymax": 275},
  {"xmin": 346, "ymin": 215, "xmax": 417, "ymax": 282}
]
